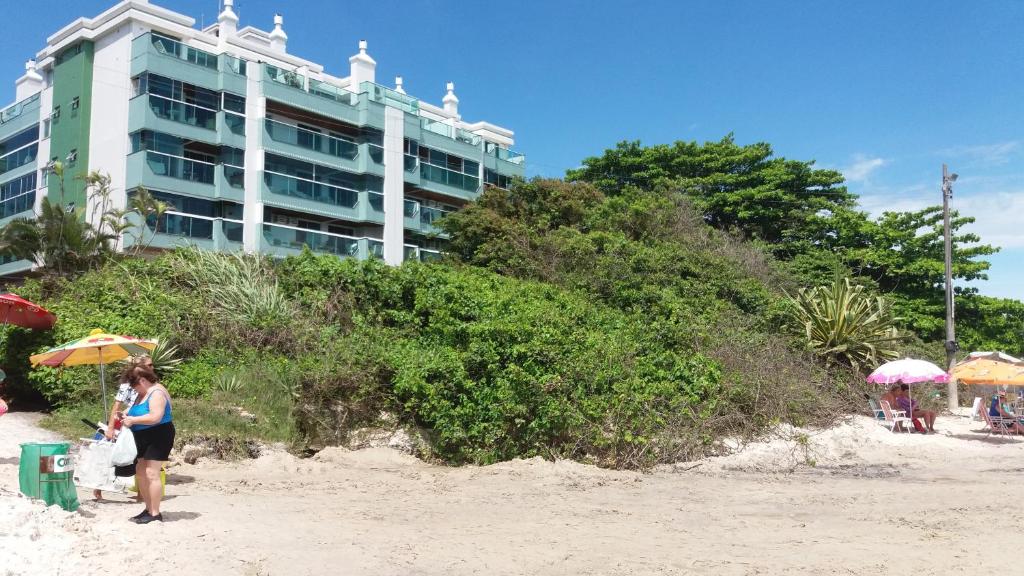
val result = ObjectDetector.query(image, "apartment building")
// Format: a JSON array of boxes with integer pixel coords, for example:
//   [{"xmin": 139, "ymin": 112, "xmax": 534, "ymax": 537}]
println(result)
[{"xmin": 0, "ymin": 0, "xmax": 525, "ymax": 276}]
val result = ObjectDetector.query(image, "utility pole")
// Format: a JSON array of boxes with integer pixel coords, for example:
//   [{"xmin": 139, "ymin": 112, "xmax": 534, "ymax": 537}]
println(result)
[{"xmin": 942, "ymin": 164, "xmax": 959, "ymax": 410}]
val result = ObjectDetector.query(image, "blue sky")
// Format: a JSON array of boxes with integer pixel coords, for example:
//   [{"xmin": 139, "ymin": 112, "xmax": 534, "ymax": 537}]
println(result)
[{"xmin": 2, "ymin": 0, "xmax": 1021, "ymax": 300}]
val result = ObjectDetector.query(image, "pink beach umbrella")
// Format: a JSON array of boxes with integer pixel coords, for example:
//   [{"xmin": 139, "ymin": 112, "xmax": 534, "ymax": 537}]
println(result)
[
  {"xmin": 866, "ymin": 358, "xmax": 950, "ymax": 385},
  {"xmin": 867, "ymin": 359, "xmax": 949, "ymax": 427}
]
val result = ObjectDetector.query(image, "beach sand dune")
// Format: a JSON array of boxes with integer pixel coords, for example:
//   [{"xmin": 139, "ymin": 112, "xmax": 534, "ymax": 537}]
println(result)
[{"xmin": 1, "ymin": 411, "xmax": 1019, "ymax": 575}]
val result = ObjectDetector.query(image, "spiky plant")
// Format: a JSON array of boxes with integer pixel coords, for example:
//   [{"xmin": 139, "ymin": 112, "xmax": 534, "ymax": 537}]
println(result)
[
  {"xmin": 787, "ymin": 277, "xmax": 903, "ymax": 372},
  {"xmin": 148, "ymin": 339, "xmax": 182, "ymax": 375}
]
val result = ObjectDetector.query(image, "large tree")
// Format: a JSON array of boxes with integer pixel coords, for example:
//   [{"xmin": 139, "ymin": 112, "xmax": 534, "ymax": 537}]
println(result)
[{"xmin": 566, "ymin": 136, "xmax": 856, "ymax": 253}]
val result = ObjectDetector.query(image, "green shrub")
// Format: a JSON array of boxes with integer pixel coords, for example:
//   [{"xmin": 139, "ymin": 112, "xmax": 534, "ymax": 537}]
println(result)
[{"xmin": 165, "ymin": 350, "xmax": 233, "ymax": 398}]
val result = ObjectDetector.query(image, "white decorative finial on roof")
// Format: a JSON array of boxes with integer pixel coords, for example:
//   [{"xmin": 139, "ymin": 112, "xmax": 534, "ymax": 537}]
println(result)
[
  {"xmin": 219, "ymin": 0, "xmax": 239, "ymax": 24},
  {"xmin": 24, "ymin": 59, "xmax": 42, "ymax": 81},
  {"xmin": 443, "ymin": 81, "xmax": 459, "ymax": 115},
  {"xmin": 16, "ymin": 58, "xmax": 43, "ymax": 100},
  {"xmin": 395, "ymin": 76, "xmax": 405, "ymax": 94},
  {"xmin": 349, "ymin": 39, "xmax": 376, "ymax": 69},
  {"xmin": 269, "ymin": 13, "xmax": 288, "ymax": 51}
]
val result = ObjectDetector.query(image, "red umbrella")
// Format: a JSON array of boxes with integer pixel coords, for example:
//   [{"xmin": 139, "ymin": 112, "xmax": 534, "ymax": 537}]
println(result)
[{"xmin": 0, "ymin": 293, "xmax": 56, "ymax": 330}]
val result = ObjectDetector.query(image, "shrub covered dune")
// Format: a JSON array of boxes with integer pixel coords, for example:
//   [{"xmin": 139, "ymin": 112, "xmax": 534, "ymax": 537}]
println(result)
[{"xmin": 4, "ymin": 137, "xmax": 1019, "ymax": 469}]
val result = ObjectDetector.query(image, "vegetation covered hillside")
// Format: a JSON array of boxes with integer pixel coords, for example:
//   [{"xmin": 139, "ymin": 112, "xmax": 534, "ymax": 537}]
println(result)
[{"xmin": 2, "ymin": 135, "xmax": 1020, "ymax": 468}]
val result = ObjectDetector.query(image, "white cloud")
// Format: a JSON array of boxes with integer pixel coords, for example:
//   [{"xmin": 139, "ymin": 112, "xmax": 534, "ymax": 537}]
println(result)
[
  {"xmin": 939, "ymin": 141, "xmax": 1021, "ymax": 167},
  {"xmin": 857, "ymin": 184, "xmax": 934, "ymax": 217},
  {"xmin": 858, "ymin": 188, "xmax": 1024, "ymax": 249},
  {"xmin": 841, "ymin": 154, "xmax": 888, "ymax": 183},
  {"xmin": 956, "ymin": 191, "xmax": 1024, "ymax": 249}
]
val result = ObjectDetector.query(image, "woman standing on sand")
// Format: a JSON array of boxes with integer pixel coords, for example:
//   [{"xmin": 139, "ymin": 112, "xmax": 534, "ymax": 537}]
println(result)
[{"xmin": 121, "ymin": 365, "xmax": 175, "ymax": 524}]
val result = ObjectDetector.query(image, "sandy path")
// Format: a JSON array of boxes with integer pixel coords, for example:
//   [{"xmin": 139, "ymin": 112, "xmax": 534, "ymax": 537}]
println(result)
[{"xmin": 1, "ymin": 411, "xmax": 1019, "ymax": 575}]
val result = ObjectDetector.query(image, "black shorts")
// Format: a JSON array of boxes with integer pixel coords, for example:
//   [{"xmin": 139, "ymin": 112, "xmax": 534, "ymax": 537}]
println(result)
[{"xmin": 132, "ymin": 422, "xmax": 176, "ymax": 461}]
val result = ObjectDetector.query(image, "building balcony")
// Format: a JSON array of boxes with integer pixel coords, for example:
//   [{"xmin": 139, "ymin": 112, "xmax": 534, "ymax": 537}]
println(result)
[
  {"xmin": 122, "ymin": 212, "xmax": 243, "ymax": 253},
  {"xmin": 260, "ymin": 170, "xmax": 384, "ymax": 223},
  {"xmin": 0, "ymin": 93, "xmax": 41, "ymax": 139},
  {"xmin": 402, "ymin": 199, "xmax": 449, "ymax": 236},
  {"xmin": 126, "ymin": 151, "xmax": 243, "ymax": 202},
  {"xmin": 402, "ymin": 245, "xmax": 443, "ymax": 263},
  {"xmin": 128, "ymin": 93, "xmax": 246, "ymax": 150},
  {"xmin": 130, "ymin": 32, "xmax": 246, "ymax": 94},
  {"xmin": 0, "ymin": 190, "xmax": 36, "ymax": 228},
  {"xmin": 260, "ymin": 222, "xmax": 382, "ymax": 260},
  {"xmin": 262, "ymin": 119, "xmax": 384, "ymax": 177},
  {"xmin": 483, "ymin": 144, "xmax": 527, "ymax": 179},
  {"xmin": 262, "ymin": 65, "xmax": 369, "ymax": 128},
  {"xmin": 417, "ymin": 163, "xmax": 481, "ymax": 201},
  {"xmin": 360, "ymin": 82, "xmax": 419, "ymax": 114}
]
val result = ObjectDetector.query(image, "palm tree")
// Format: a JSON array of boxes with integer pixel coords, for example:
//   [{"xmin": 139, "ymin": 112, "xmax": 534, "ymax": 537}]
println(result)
[
  {"xmin": 787, "ymin": 277, "xmax": 903, "ymax": 372},
  {"xmin": 122, "ymin": 186, "xmax": 169, "ymax": 254},
  {"xmin": 0, "ymin": 163, "xmax": 116, "ymax": 277}
]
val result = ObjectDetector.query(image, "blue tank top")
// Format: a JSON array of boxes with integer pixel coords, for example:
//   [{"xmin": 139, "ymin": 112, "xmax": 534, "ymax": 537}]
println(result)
[{"xmin": 126, "ymin": 389, "xmax": 173, "ymax": 430}]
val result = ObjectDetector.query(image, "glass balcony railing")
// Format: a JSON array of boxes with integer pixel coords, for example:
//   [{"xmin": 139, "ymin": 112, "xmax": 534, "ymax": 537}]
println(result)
[
  {"xmin": 0, "ymin": 191, "xmax": 35, "ymax": 219},
  {"xmin": 147, "ymin": 95, "xmax": 216, "ymax": 130},
  {"xmin": 223, "ymin": 165, "xmax": 245, "ymax": 189},
  {"xmin": 144, "ymin": 213, "xmax": 242, "ymax": 246},
  {"xmin": 264, "ymin": 171, "xmax": 358, "ymax": 208},
  {"xmin": 0, "ymin": 93, "xmax": 40, "ymax": 125},
  {"xmin": 147, "ymin": 212, "xmax": 214, "ymax": 239},
  {"xmin": 420, "ymin": 163, "xmax": 480, "ymax": 194},
  {"xmin": 403, "ymin": 245, "xmax": 442, "ymax": 262},
  {"xmin": 223, "ymin": 220, "xmax": 244, "ymax": 243},
  {"xmin": 224, "ymin": 112, "xmax": 245, "ymax": 136},
  {"xmin": 368, "ymin": 191, "xmax": 383, "ymax": 212},
  {"xmin": 420, "ymin": 249, "xmax": 442, "ymax": 262},
  {"xmin": 455, "ymin": 129, "xmax": 481, "ymax": 146},
  {"xmin": 368, "ymin": 144, "xmax": 383, "ymax": 165},
  {"xmin": 403, "ymin": 199, "xmax": 419, "ymax": 218},
  {"xmin": 361, "ymin": 81, "xmax": 419, "ymax": 113},
  {"xmin": 151, "ymin": 34, "xmax": 218, "ymax": 70},
  {"xmin": 368, "ymin": 239, "xmax": 383, "ymax": 259},
  {"xmin": 264, "ymin": 64, "xmax": 304, "ymax": 90},
  {"xmin": 222, "ymin": 55, "xmax": 247, "ymax": 76},
  {"xmin": 495, "ymin": 147, "xmax": 526, "ymax": 165},
  {"xmin": 0, "ymin": 144, "xmax": 37, "ymax": 177},
  {"xmin": 421, "ymin": 117, "xmax": 452, "ymax": 138},
  {"xmin": 308, "ymin": 78, "xmax": 355, "ymax": 105},
  {"xmin": 263, "ymin": 224, "xmax": 360, "ymax": 257},
  {"xmin": 420, "ymin": 205, "xmax": 449, "ymax": 226},
  {"xmin": 404, "ymin": 155, "xmax": 418, "ymax": 172},
  {"xmin": 264, "ymin": 119, "xmax": 358, "ymax": 160},
  {"xmin": 145, "ymin": 151, "xmax": 215, "ymax": 185}
]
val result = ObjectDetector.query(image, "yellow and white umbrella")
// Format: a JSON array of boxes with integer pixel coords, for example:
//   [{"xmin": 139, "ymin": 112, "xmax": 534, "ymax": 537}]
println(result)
[{"xmin": 30, "ymin": 329, "xmax": 157, "ymax": 416}]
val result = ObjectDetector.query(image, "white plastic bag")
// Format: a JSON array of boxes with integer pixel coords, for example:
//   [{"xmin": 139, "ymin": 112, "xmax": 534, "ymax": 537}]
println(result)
[
  {"xmin": 74, "ymin": 440, "xmax": 117, "ymax": 491},
  {"xmin": 111, "ymin": 428, "xmax": 137, "ymax": 466}
]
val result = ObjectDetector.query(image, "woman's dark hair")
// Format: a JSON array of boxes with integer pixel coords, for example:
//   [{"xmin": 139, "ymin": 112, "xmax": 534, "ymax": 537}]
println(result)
[
  {"xmin": 899, "ymin": 384, "xmax": 910, "ymax": 391},
  {"xmin": 128, "ymin": 365, "xmax": 159, "ymax": 385}
]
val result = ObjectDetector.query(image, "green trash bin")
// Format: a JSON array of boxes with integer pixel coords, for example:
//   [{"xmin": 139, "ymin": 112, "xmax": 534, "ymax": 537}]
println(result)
[{"xmin": 19, "ymin": 442, "xmax": 79, "ymax": 512}]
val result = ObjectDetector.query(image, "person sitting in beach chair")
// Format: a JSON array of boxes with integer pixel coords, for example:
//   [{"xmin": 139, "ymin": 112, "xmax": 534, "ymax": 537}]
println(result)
[
  {"xmin": 896, "ymin": 384, "xmax": 936, "ymax": 433},
  {"xmin": 989, "ymin": 391, "xmax": 1024, "ymax": 434},
  {"xmin": 880, "ymin": 385, "xmax": 901, "ymax": 414}
]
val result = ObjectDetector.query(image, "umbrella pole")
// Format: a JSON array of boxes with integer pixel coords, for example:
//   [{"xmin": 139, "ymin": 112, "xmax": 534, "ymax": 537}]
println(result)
[{"xmin": 99, "ymin": 348, "xmax": 107, "ymax": 420}]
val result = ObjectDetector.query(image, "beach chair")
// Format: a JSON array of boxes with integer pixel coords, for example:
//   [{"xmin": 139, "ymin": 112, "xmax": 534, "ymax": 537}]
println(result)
[
  {"xmin": 867, "ymin": 398, "xmax": 886, "ymax": 421},
  {"xmin": 970, "ymin": 397, "xmax": 982, "ymax": 421},
  {"xmin": 879, "ymin": 400, "xmax": 912, "ymax": 433},
  {"xmin": 980, "ymin": 409, "xmax": 1014, "ymax": 437}
]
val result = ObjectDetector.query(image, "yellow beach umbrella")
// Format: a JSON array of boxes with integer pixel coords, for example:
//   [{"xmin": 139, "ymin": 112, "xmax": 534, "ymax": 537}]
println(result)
[
  {"xmin": 30, "ymin": 329, "xmax": 157, "ymax": 416},
  {"xmin": 952, "ymin": 358, "xmax": 1024, "ymax": 386}
]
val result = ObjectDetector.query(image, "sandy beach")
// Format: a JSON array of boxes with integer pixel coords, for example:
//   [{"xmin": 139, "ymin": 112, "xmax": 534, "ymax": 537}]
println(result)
[{"xmin": 2, "ymin": 410, "xmax": 1021, "ymax": 576}]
